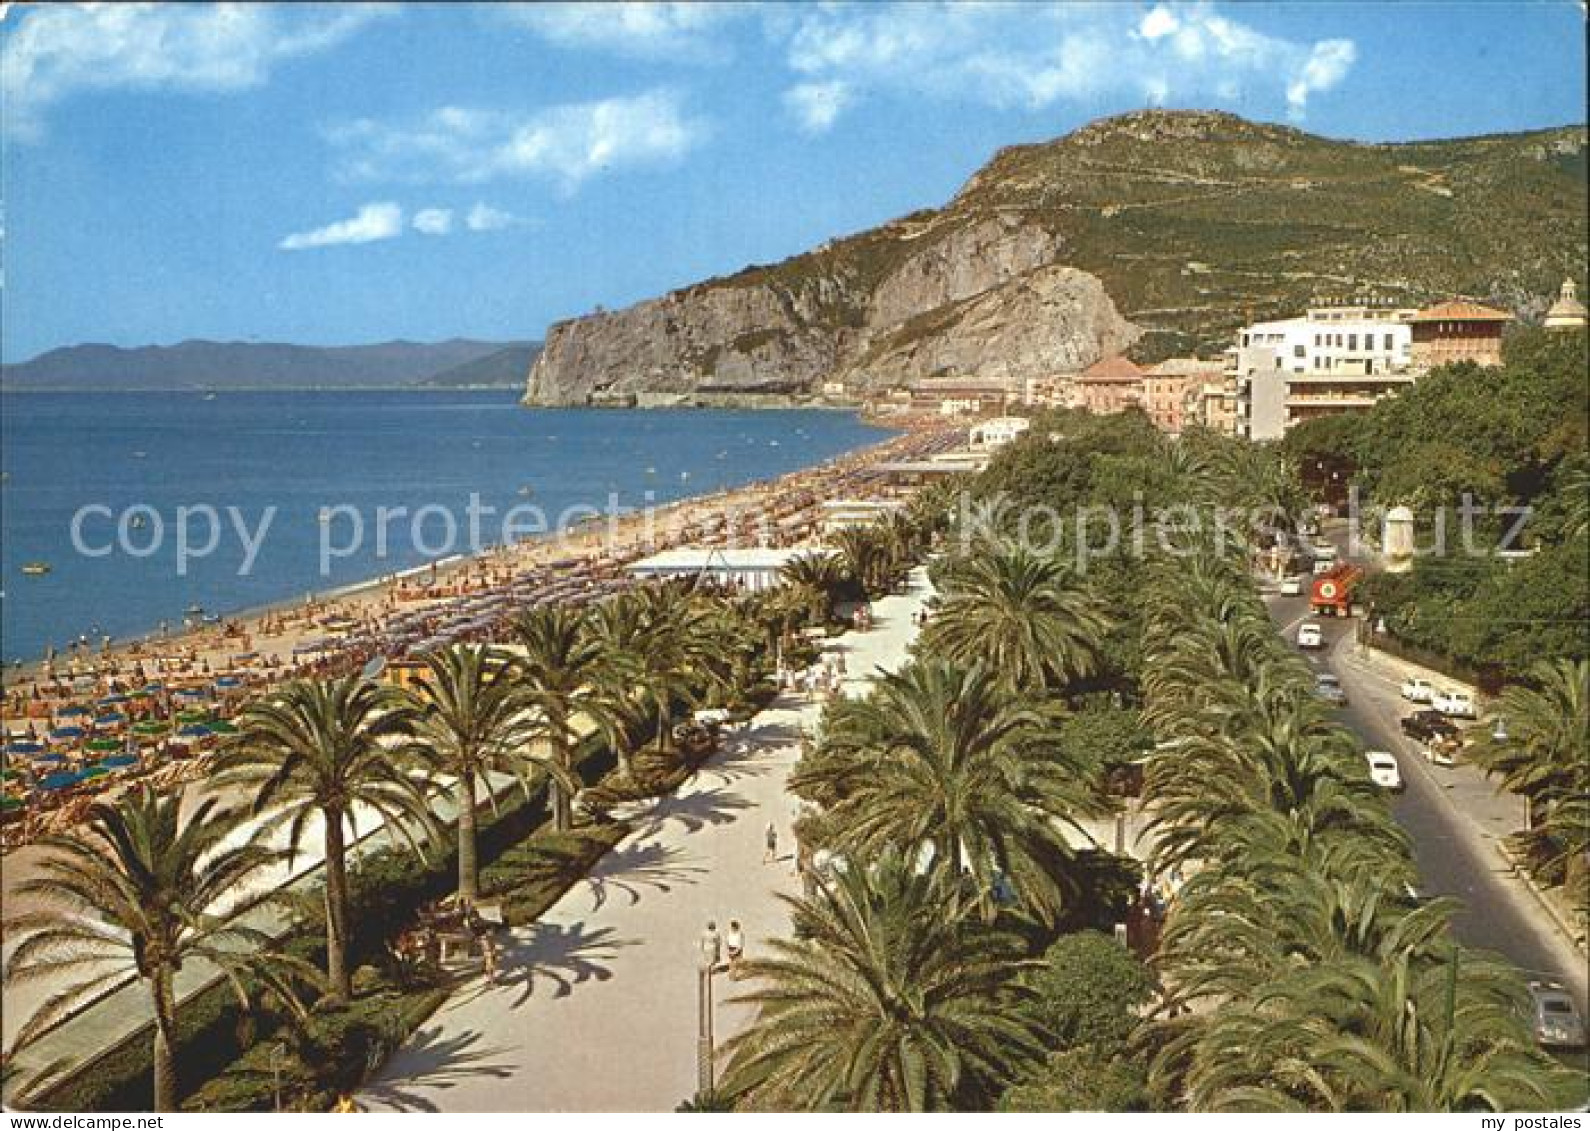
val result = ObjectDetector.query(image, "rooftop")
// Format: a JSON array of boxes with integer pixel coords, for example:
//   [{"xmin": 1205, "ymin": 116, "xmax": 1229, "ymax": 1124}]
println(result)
[
  {"xmin": 1079, "ymin": 355, "xmax": 1144, "ymax": 383},
  {"xmin": 1404, "ymin": 300, "xmax": 1512, "ymax": 323}
]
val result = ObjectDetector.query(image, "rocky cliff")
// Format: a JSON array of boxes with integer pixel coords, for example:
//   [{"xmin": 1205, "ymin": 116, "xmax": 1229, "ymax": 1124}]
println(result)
[{"xmin": 526, "ymin": 110, "xmax": 1586, "ymax": 405}]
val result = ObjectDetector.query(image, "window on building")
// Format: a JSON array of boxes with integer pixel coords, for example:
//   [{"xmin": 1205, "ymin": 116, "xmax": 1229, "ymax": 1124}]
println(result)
[
  {"xmin": 1294, "ymin": 344, "xmax": 1305, "ymax": 358},
  {"xmin": 1348, "ymin": 333, "xmax": 1358, "ymax": 350},
  {"xmin": 1384, "ymin": 333, "xmax": 1393, "ymax": 351}
]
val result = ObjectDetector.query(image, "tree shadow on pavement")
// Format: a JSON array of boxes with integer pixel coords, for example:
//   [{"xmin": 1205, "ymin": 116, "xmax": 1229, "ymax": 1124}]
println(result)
[
  {"xmin": 635, "ymin": 784, "xmax": 755, "ymax": 836},
  {"xmin": 359, "ymin": 1026, "xmax": 515, "ymax": 1112},
  {"xmin": 489, "ymin": 921, "xmax": 636, "ymax": 1009},
  {"xmin": 581, "ymin": 838, "xmax": 707, "ymax": 911}
]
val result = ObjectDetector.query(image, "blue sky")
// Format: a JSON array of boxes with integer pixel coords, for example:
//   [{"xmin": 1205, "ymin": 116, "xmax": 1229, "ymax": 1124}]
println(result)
[{"xmin": 3, "ymin": 1, "xmax": 1585, "ymax": 362}]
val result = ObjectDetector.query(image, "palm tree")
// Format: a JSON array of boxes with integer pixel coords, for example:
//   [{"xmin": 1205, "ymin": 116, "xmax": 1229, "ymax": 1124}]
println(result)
[
  {"xmin": 4, "ymin": 792, "xmax": 308, "ymax": 1110},
  {"xmin": 512, "ymin": 605, "xmax": 617, "ymax": 831},
  {"xmin": 794, "ymin": 658, "xmax": 1098, "ymax": 923},
  {"xmin": 217, "ymin": 675, "xmax": 434, "ymax": 1003},
  {"xmin": 921, "ymin": 544, "xmax": 1112, "ymax": 691},
  {"xmin": 832, "ymin": 524, "xmax": 894, "ymax": 597},
  {"xmin": 407, "ymin": 644, "xmax": 556, "ymax": 902},
  {"xmin": 779, "ymin": 551, "xmax": 849, "ymax": 625},
  {"xmin": 1472, "ymin": 659, "xmax": 1589, "ymax": 859},
  {"xmin": 720, "ymin": 851, "xmax": 1041, "ymax": 1111},
  {"xmin": 587, "ymin": 587, "xmax": 704, "ymax": 773}
]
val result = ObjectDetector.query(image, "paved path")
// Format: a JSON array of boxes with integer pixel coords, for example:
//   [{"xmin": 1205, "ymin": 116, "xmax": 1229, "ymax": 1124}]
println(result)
[{"xmin": 360, "ymin": 567, "xmax": 935, "ymax": 1112}]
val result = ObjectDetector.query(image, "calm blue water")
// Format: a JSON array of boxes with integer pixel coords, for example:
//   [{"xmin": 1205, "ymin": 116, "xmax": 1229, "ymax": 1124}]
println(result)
[{"xmin": 0, "ymin": 391, "xmax": 891, "ymax": 663}]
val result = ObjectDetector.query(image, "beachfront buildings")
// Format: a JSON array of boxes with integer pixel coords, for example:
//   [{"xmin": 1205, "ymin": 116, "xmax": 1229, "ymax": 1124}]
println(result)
[
  {"xmin": 969, "ymin": 416, "xmax": 1031, "ymax": 451},
  {"xmin": 905, "ymin": 377, "xmax": 1013, "ymax": 416},
  {"xmin": 627, "ymin": 547, "xmax": 833, "ymax": 592}
]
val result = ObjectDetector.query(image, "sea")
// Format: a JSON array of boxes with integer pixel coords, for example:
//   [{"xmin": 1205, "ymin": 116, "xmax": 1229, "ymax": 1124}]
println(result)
[{"xmin": 0, "ymin": 390, "xmax": 893, "ymax": 664}]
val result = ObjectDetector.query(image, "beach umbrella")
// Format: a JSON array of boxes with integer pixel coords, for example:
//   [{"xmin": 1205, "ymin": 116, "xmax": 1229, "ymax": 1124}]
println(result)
[
  {"xmin": 79, "ymin": 766, "xmax": 109, "ymax": 780},
  {"xmin": 38, "ymin": 772, "xmax": 81, "ymax": 791},
  {"xmin": 32, "ymin": 752, "xmax": 66, "ymax": 765},
  {"xmin": 4, "ymin": 741, "xmax": 43, "ymax": 755},
  {"xmin": 86, "ymin": 738, "xmax": 122, "ymax": 753},
  {"xmin": 1, "ymin": 797, "xmax": 23, "ymax": 812},
  {"xmin": 176, "ymin": 710, "xmax": 210, "ymax": 724},
  {"xmin": 177, "ymin": 724, "xmax": 211, "ymax": 739},
  {"xmin": 174, "ymin": 687, "xmax": 207, "ymax": 700},
  {"xmin": 141, "ymin": 682, "xmax": 165, "ymax": 693},
  {"xmin": 94, "ymin": 712, "xmax": 128, "ymax": 727},
  {"xmin": 57, "ymin": 705, "xmax": 90, "ymax": 718},
  {"xmin": 205, "ymin": 719, "xmax": 238, "ymax": 736},
  {"xmin": 99, "ymin": 754, "xmax": 138, "ymax": 769},
  {"xmin": 97, "ymin": 694, "xmax": 130, "ymax": 706},
  {"xmin": 49, "ymin": 726, "xmax": 86, "ymax": 741},
  {"xmin": 132, "ymin": 720, "xmax": 169, "ymax": 736}
]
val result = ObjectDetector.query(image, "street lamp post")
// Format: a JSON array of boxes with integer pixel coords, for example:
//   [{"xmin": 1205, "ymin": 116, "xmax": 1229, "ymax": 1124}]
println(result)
[{"xmin": 698, "ymin": 963, "xmax": 716, "ymax": 1095}]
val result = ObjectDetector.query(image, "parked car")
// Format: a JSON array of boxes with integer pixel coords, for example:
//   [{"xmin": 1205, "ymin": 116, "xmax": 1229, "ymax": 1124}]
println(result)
[
  {"xmin": 1311, "ymin": 540, "xmax": 1338, "ymax": 561},
  {"xmin": 1279, "ymin": 576, "xmax": 1304, "ymax": 596},
  {"xmin": 1400, "ymin": 677, "xmax": 1436, "ymax": 703},
  {"xmin": 1528, "ymin": 981, "xmax": 1587, "ymax": 1049},
  {"xmin": 1431, "ymin": 688, "xmax": 1478, "ymax": 719},
  {"xmin": 1315, "ymin": 673, "xmax": 1348, "ymax": 705},
  {"xmin": 1365, "ymin": 750, "xmax": 1403, "ymax": 791},
  {"xmin": 1400, "ymin": 709, "xmax": 1459, "ymax": 745},
  {"xmin": 1297, "ymin": 622, "xmax": 1324, "ymax": 649}
]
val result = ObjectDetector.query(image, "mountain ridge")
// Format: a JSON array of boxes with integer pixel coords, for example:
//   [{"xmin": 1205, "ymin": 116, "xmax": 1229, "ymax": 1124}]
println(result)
[
  {"xmin": 2, "ymin": 338, "xmax": 539, "ymax": 390},
  {"xmin": 525, "ymin": 110, "xmax": 1587, "ymax": 405}
]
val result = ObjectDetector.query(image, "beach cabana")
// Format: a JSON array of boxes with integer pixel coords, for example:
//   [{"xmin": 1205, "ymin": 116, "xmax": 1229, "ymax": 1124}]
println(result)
[
  {"xmin": 5, "ymin": 741, "xmax": 44, "ymax": 756},
  {"xmin": 38, "ymin": 771, "xmax": 82, "ymax": 791},
  {"xmin": 49, "ymin": 726, "xmax": 86, "ymax": 741},
  {"xmin": 86, "ymin": 738, "xmax": 122, "ymax": 754},
  {"xmin": 57, "ymin": 705, "xmax": 91, "ymax": 718}
]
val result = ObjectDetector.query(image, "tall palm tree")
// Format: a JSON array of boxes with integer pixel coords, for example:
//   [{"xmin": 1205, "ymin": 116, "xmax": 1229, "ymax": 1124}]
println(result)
[
  {"xmin": 587, "ymin": 587, "xmax": 704, "ymax": 773},
  {"xmin": 4, "ymin": 792, "xmax": 307, "ymax": 1110},
  {"xmin": 407, "ymin": 644, "xmax": 558, "ymax": 901},
  {"xmin": 921, "ymin": 545, "xmax": 1111, "ymax": 692},
  {"xmin": 832, "ymin": 524, "xmax": 894, "ymax": 597},
  {"xmin": 512, "ymin": 604, "xmax": 616, "ymax": 831},
  {"xmin": 217, "ymin": 675, "xmax": 434, "ymax": 1003},
  {"xmin": 794, "ymin": 658, "xmax": 1098, "ymax": 924},
  {"xmin": 1472, "ymin": 659, "xmax": 1589, "ymax": 859},
  {"xmin": 779, "ymin": 551, "xmax": 849, "ymax": 625},
  {"xmin": 720, "ymin": 851, "xmax": 1042, "ymax": 1111}
]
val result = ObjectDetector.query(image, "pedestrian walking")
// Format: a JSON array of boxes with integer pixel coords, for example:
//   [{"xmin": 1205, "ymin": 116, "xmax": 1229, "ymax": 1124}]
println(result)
[
  {"xmin": 700, "ymin": 920, "xmax": 722, "ymax": 971},
  {"xmin": 763, "ymin": 820, "xmax": 779, "ymax": 863},
  {"xmin": 725, "ymin": 920, "xmax": 745, "ymax": 978}
]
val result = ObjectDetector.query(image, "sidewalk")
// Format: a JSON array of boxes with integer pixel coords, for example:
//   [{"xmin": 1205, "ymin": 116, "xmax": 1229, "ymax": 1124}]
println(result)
[{"xmin": 359, "ymin": 567, "xmax": 936, "ymax": 1112}]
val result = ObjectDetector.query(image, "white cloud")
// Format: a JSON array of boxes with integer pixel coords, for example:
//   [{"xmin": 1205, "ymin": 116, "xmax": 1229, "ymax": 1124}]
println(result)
[
  {"xmin": 1287, "ymin": 39, "xmax": 1357, "ymax": 118},
  {"xmin": 784, "ymin": 81, "xmax": 853, "ymax": 135},
  {"xmin": 465, "ymin": 203, "xmax": 521, "ymax": 231},
  {"xmin": 779, "ymin": 2, "xmax": 1357, "ymax": 122},
  {"xmin": 495, "ymin": 2, "xmax": 752, "ymax": 61},
  {"xmin": 1138, "ymin": 6, "xmax": 1180, "ymax": 41},
  {"xmin": 411, "ymin": 208, "xmax": 454, "ymax": 236},
  {"xmin": 279, "ymin": 202, "xmax": 403, "ymax": 251},
  {"xmin": 328, "ymin": 89, "xmax": 707, "ymax": 190},
  {"xmin": 2, "ymin": 3, "xmax": 392, "ymax": 141}
]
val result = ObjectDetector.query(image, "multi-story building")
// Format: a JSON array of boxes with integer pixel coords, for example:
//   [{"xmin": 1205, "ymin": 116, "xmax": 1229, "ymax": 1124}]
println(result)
[
  {"xmin": 1072, "ymin": 356, "xmax": 1145, "ymax": 415},
  {"xmin": 906, "ymin": 377, "xmax": 1013, "ymax": 416},
  {"xmin": 1405, "ymin": 300, "xmax": 1511, "ymax": 369},
  {"xmin": 1141, "ymin": 357, "xmax": 1223, "ymax": 435},
  {"xmin": 1229, "ymin": 301, "xmax": 1419, "ymax": 440}
]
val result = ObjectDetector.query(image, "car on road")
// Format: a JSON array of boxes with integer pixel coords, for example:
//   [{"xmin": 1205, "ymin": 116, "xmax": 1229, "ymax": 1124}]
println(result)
[
  {"xmin": 1400, "ymin": 677, "xmax": 1436, "ymax": 703},
  {"xmin": 1527, "ymin": 981, "xmax": 1587, "ymax": 1049},
  {"xmin": 1279, "ymin": 576, "xmax": 1304, "ymax": 596},
  {"xmin": 1431, "ymin": 688, "xmax": 1478, "ymax": 719},
  {"xmin": 1400, "ymin": 708, "xmax": 1459, "ymax": 744},
  {"xmin": 1315, "ymin": 673, "xmax": 1348, "ymax": 705},
  {"xmin": 1365, "ymin": 749, "xmax": 1404, "ymax": 791},
  {"xmin": 1297, "ymin": 622, "xmax": 1324, "ymax": 649}
]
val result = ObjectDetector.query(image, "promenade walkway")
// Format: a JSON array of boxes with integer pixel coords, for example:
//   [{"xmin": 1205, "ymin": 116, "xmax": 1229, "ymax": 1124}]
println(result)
[{"xmin": 359, "ymin": 566, "xmax": 935, "ymax": 1112}]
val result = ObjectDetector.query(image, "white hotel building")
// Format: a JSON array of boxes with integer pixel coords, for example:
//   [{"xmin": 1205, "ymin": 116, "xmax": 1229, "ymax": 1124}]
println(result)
[{"xmin": 1230, "ymin": 302, "xmax": 1416, "ymax": 440}]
